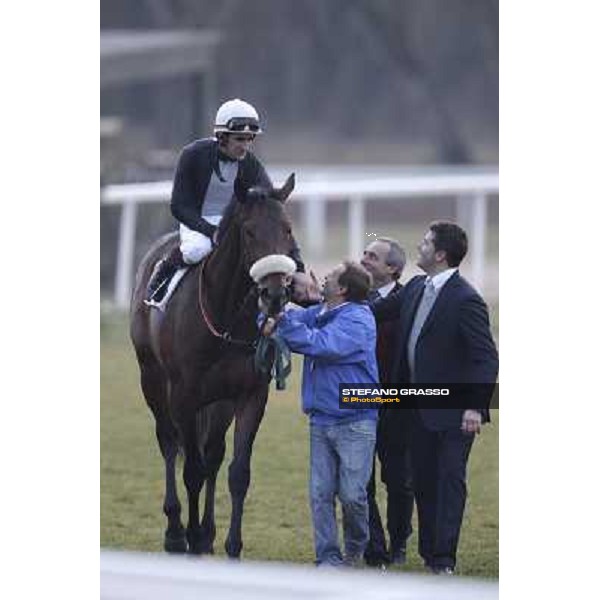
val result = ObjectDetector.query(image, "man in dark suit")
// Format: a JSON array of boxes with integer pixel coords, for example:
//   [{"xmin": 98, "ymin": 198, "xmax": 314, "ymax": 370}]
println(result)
[
  {"xmin": 360, "ymin": 238, "xmax": 414, "ymax": 568},
  {"xmin": 372, "ymin": 222, "xmax": 498, "ymax": 574}
]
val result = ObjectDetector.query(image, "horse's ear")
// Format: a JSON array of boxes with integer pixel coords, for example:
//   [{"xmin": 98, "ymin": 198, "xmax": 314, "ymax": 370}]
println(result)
[{"xmin": 274, "ymin": 173, "xmax": 295, "ymax": 203}]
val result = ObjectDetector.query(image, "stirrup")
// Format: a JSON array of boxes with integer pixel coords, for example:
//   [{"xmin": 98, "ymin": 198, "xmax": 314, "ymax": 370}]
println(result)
[
  {"xmin": 143, "ymin": 297, "xmax": 162, "ymax": 308},
  {"xmin": 144, "ymin": 276, "xmax": 169, "ymax": 306},
  {"xmin": 144, "ymin": 267, "xmax": 189, "ymax": 311}
]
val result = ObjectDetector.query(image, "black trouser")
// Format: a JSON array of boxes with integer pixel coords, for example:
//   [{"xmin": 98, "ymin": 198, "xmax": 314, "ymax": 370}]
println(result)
[
  {"xmin": 364, "ymin": 409, "xmax": 414, "ymax": 563},
  {"xmin": 365, "ymin": 456, "xmax": 388, "ymax": 564},
  {"xmin": 411, "ymin": 412, "xmax": 474, "ymax": 569}
]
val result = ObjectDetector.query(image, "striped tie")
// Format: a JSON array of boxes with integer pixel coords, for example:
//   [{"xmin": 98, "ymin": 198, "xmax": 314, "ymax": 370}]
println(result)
[{"xmin": 407, "ymin": 279, "xmax": 436, "ymax": 381}]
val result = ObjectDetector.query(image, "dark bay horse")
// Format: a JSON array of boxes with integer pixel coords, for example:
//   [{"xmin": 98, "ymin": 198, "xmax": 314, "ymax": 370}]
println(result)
[{"xmin": 129, "ymin": 175, "xmax": 297, "ymax": 557}]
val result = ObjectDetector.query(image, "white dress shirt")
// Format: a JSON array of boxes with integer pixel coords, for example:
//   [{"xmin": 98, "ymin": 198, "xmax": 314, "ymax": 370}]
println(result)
[
  {"xmin": 377, "ymin": 280, "xmax": 398, "ymax": 299},
  {"xmin": 427, "ymin": 268, "xmax": 458, "ymax": 294}
]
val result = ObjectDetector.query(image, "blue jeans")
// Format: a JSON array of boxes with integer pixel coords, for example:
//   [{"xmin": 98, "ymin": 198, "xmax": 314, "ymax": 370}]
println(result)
[{"xmin": 309, "ymin": 419, "xmax": 377, "ymax": 565}]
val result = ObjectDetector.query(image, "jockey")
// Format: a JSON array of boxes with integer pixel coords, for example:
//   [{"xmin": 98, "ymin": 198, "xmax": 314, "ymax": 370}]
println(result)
[{"xmin": 145, "ymin": 98, "xmax": 305, "ymax": 303}]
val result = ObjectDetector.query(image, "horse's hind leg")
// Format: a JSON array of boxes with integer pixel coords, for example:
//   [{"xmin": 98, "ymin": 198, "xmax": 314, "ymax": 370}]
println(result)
[
  {"xmin": 197, "ymin": 402, "xmax": 236, "ymax": 554},
  {"xmin": 171, "ymin": 382, "xmax": 209, "ymax": 555},
  {"xmin": 139, "ymin": 357, "xmax": 186, "ymax": 553}
]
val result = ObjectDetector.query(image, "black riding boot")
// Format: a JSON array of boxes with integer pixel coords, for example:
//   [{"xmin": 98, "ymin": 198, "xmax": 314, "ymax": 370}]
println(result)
[{"xmin": 145, "ymin": 246, "xmax": 186, "ymax": 303}]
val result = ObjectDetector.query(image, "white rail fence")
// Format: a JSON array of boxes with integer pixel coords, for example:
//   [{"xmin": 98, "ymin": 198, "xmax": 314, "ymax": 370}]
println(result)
[
  {"xmin": 101, "ymin": 166, "xmax": 499, "ymax": 308},
  {"xmin": 101, "ymin": 550, "xmax": 499, "ymax": 600}
]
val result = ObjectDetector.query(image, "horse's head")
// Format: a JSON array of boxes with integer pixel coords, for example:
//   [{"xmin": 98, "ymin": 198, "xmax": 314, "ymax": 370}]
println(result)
[{"xmin": 235, "ymin": 173, "xmax": 297, "ymax": 316}]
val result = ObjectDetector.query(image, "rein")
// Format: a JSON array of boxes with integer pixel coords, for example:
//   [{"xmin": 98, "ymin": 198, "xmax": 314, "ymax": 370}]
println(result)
[
  {"xmin": 254, "ymin": 332, "xmax": 292, "ymax": 390},
  {"xmin": 198, "ymin": 258, "xmax": 257, "ymax": 348}
]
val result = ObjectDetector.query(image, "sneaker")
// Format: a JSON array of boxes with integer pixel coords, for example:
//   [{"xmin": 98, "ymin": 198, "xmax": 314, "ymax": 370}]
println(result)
[
  {"xmin": 343, "ymin": 554, "xmax": 363, "ymax": 568},
  {"xmin": 315, "ymin": 558, "xmax": 344, "ymax": 569}
]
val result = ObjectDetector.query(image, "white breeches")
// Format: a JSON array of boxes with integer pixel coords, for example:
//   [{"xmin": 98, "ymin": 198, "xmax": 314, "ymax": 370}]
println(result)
[{"xmin": 179, "ymin": 216, "xmax": 222, "ymax": 265}]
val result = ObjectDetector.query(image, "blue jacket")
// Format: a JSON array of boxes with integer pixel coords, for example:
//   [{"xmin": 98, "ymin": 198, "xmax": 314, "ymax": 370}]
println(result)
[{"xmin": 276, "ymin": 302, "xmax": 379, "ymax": 426}]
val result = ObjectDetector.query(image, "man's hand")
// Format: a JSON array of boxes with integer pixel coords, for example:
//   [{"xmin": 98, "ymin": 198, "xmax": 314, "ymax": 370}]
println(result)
[
  {"xmin": 291, "ymin": 270, "xmax": 322, "ymax": 305},
  {"xmin": 461, "ymin": 410, "xmax": 482, "ymax": 434},
  {"xmin": 262, "ymin": 315, "xmax": 282, "ymax": 337},
  {"xmin": 212, "ymin": 228, "xmax": 219, "ymax": 246}
]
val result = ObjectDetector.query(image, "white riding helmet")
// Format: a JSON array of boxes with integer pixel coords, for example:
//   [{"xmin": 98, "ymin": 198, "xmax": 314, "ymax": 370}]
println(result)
[{"xmin": 214, "ymin": 98, "xmax": 263, "ymax": 135}]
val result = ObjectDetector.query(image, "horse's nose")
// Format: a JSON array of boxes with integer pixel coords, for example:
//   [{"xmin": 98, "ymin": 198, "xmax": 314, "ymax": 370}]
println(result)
[
  {"xmin": 268, "ymin": 285, "xmax": 291, "ymax": 314},
  {"xmin": 258, "ymin": 283, "xmax": 288, "ymax": 316}
]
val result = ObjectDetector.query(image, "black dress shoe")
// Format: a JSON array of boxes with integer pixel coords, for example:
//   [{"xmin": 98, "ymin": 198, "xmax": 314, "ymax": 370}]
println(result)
[
  {"xmin": 365, "ymin": 557, "xmax": 389, "ymax": 568},
  {"xmin": 364, "ymin": 547, "xmax": 390, "ymax": 568},
  {"xmin": 429, "ymin": 565, "xmax": 455, "ymax": 575},
  {"xmin": 365, "ymin": 553, "xmax": 390, "ymax": 569}
]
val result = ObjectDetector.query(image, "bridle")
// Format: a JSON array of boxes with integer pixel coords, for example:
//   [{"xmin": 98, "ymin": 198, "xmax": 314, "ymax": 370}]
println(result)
[
  {"xmin": 198, "ymin": 256, "xmax": 292, "ymax": 388},
  {"xmin": 197, "ymin": 201, "xmax": 294, "ymax": 350}
]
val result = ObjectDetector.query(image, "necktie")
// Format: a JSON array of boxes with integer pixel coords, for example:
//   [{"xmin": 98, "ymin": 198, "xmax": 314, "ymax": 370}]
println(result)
[{"xmin": 407, "ymin": 279, "xmax": 436, "ymax": 381}]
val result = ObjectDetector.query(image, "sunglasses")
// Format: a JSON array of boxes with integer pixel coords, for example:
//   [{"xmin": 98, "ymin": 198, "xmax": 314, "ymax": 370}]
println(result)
[
  {"xmin": 230, "ymin": 135, "xmax": 256, "ymax": 143},
  {"xmin": 227, "ymin": 117, "xmax": 261, "ymax": 133}
]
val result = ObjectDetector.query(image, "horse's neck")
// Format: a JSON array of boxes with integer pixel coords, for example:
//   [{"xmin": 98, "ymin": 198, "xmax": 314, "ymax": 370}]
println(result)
[{"xmin": 203, "ymin": 229, "xmax": 250, "ymax": 325}]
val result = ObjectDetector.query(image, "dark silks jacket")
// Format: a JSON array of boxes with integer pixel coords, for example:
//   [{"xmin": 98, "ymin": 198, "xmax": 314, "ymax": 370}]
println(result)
[
  {"xmin": 170, "ymin": 137, "xmax": 304, "ymax": 271},
  {"xmin": 170, "ymin": 137, "xmax": 271, "ymax": 238}
]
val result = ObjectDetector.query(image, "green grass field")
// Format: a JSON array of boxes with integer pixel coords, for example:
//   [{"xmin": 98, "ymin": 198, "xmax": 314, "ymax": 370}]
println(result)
[{"xmin": 101, "ymin": 310, "xmax": 498, "ymax": 578}]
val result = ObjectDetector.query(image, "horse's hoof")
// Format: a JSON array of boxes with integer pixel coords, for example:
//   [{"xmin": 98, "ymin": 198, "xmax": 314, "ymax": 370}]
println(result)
[
  {"xmin": 164, "ymin": 534, "xmax": 188, "ymax": 554},
  {"xmin": 224, "ymin": 537, "xmax": 242, "ymax": 559},
  {"xmin": 200, "ymin": 543, "xmax": 214, "ymax": 555},
  {"xmin": 188, "ymin": 540, "xmax": 215, "ymax": 554}
]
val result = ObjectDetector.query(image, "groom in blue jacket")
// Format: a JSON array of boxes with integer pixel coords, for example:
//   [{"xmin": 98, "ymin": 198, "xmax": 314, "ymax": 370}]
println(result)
[{"xmin": 265, "ymin": 261, "xmax": 379, "ymax": 567}]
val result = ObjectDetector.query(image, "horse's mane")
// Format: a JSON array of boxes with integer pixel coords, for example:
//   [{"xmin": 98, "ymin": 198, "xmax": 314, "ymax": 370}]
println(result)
[{"xmin": 216, "ymin": 190, "xmax": 288, "ymax": 245}]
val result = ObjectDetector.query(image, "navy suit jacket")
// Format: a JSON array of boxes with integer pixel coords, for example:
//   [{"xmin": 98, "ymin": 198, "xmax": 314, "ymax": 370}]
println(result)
[{"xmin": 372, "ymin": 271, "xmax": 499, "ymax": 431}]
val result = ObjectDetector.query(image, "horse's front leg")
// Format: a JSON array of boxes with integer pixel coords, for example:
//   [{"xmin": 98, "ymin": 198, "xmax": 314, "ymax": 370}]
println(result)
[
  {"xmin": 197, "ymin": 402, "xmax": 235, "ymax": 554},
  {"xmin": 224, "ymin": 388, "xmax": 268, "ymax": 559}
]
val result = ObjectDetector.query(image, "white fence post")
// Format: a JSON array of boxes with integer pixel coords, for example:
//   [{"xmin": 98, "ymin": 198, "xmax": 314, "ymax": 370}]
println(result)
[
  {"xmin": 456, "ymin": 194, "xmax": 471, "ymax": 228},
  {"xmin": 348, "ymin": 195, "xmax": 365, "ymax": 260},
  {"xmin": 303, "ymin": 195, "xmax": 326, "ymax": 258},
  {"xmin": 470, "ymin": 192, "xmax": 487, "ymax": 292},
  {"xmin": 115, "ymin": 201, "xmax": 138, "ymax": 309}
]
